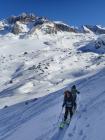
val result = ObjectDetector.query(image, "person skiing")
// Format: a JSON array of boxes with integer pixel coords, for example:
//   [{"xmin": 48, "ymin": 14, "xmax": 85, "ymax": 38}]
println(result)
[
  {"xmin": 62, "ymin": 90, "xmax": 74, "ymax": 122},
  {"xmin": 71, "ymin": 85, "xmax": 80, "ymax": 111}
]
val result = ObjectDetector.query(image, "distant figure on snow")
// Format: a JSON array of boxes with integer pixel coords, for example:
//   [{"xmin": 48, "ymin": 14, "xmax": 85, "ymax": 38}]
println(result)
[
  {"xmin": 62, "ymin": 90, "xmax": 74, "ymax": 122},
  {"xmin": 71, "ymin": 85, "xmax": 80, "ymax": 111}
]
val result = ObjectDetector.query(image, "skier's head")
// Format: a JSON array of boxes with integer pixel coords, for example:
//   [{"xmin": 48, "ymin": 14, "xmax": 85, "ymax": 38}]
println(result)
[
  {"xmin": 72, "ymin": 85, "xmax": 76, "ymax": 89},
  {"xmin": 64, "ymin": 90, "xmax": 72, "ymax": 98}
]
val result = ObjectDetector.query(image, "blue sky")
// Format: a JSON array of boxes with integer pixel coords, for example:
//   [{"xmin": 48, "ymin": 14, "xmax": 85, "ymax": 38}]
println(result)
[{"xmin": 0, "ymin": 0, "xmax": 105, "ymax": 26}]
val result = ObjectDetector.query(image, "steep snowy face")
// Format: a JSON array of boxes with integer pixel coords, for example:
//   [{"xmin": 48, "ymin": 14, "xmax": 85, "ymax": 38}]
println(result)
[
  {"xmin": 29, "ymin": 21, "xmax": 57, "ymax": 35},
  {"xmin": 12, "ymin": 21, "xmax": 29, "ymax": 34},
  {"xmin": 78, "ymin": 25, "xmax": 93, "ymax": 34},
  {"xmin": 84, "ymin": 25, "xmax": 105, "ymax": 34}
]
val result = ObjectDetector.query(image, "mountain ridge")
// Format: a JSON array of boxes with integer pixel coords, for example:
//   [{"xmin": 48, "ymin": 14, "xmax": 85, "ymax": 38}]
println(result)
[{"xmin": 0, "ymin": 13, "xmax": 105, "ymax": 38}]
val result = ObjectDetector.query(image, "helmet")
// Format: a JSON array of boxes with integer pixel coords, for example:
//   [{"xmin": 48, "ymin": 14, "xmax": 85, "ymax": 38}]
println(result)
[{"xmin": 72, "ymin": 85, "xmax": 76, "ymax": 89}]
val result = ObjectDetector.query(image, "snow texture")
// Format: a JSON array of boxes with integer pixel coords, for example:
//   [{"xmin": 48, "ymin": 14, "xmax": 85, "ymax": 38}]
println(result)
[{"xmin": 0, "ymin": 14, "xmax": 105, "ymax": 140}]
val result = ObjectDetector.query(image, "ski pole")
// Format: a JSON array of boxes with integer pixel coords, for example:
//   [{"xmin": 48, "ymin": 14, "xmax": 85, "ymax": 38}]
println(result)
[{"xmin": 57, "ymin": 107, "xmax": 63, "ymax": 124}]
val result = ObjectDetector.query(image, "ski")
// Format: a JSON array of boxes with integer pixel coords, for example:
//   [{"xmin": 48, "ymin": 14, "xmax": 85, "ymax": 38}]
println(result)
[
  {"xmin": 59, "ymin": 121, "xmax": 66, "ymax": 129},
  {"xmin": 59, "ymin": 119, "xmax": 71, "ymax": 129}
]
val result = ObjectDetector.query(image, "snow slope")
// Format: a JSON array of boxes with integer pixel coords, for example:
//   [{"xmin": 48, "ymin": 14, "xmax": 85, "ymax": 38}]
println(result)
[
  {"xmin": 0, "ymin": 32, "xmax": 98, "ymax": 109},
  {"xmin": 1, "ymin": 68, "xmax": 105, "ymax": 140},
  {"xmin": 0, "ymin": 16, "xmax": 105, "ymax": 140}
]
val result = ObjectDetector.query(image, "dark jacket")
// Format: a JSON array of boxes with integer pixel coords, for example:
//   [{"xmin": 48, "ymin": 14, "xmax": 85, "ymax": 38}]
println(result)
[
  {"xmin": 63, "ymin": 93, "xmax": 73, "ymax": 108},
  {"xmin": 71, "ymin": 87, "xmax": 80, "ymax": 102}
]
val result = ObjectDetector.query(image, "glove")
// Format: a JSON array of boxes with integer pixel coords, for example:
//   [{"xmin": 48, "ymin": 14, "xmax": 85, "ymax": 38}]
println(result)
[{"xmin": 77, "ymin": 91, "xmax": 80, "ymax": 94}]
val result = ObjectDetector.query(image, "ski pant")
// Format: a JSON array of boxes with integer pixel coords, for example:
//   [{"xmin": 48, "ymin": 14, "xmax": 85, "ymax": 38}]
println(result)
[
  {"xmin": 64, "ymin": 107, "xmax": 73, "ymax": 121},
  {"xmin": 74, "ymin": 102, "xmax": 77, "ymax": 110},
  {"xmin": 73, "ymin": 94, "xmax": 77, "ymax": 110}
]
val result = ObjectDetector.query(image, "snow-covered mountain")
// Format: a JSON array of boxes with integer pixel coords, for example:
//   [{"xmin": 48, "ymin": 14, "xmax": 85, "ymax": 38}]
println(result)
[
  {"xmin": 0, "ymin": 13, "xmax": 76, "ymax": 38},
  {"xmin": 0, "ymin": 13, "xmax": 105, "ymax": 140},
  {"xmin": 1, "ymin": 13, "xmax": 105, "ymax": 38}
]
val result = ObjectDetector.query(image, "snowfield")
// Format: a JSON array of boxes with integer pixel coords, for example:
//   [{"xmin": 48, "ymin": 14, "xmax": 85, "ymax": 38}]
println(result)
[{"xmin": 0, "ymin": 24, "xmax": 105, "ymax": 140}]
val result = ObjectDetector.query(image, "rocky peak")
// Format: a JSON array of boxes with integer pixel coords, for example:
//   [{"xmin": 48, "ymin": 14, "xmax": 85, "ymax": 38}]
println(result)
[{"xmin": 8, "ymin": 13, "xmax": 36, "ymax": 24}]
